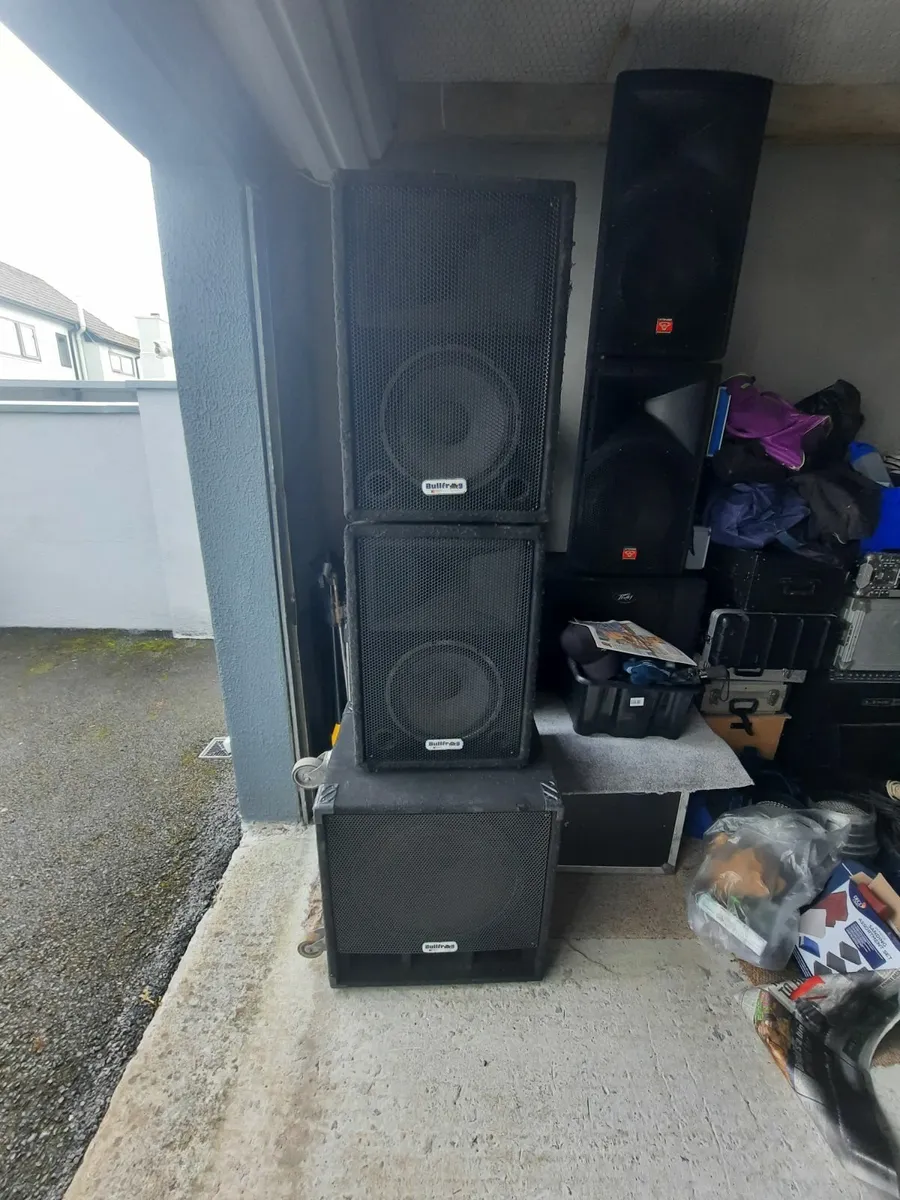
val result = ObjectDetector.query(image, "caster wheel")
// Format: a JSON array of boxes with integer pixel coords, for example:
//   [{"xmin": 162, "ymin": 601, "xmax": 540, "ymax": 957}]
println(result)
[{"xmin": 298, "ymin": 928, "xmax": 326, "ymax": 958}]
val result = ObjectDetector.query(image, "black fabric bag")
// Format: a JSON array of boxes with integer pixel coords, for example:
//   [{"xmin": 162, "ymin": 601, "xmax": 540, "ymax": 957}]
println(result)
[
  {"xmin": 796, "ymin": 465, "xmax": 882, "ymax": 544},
  {"xmin": 711, "ymin": 437, "xmax": 792, "ymax": 485},
  {"xmin": 780, "ymin": 465, "xmax": 883, "ymax": 567},
  {"xmin": 795, "ymin": 380, "xmax": 863, "ymax": 468}
]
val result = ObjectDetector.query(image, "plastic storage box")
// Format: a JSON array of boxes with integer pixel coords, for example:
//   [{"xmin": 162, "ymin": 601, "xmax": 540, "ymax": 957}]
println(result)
[{"xmin": 564, "ymin": 658, "xmax": 700, "ymax": 739}]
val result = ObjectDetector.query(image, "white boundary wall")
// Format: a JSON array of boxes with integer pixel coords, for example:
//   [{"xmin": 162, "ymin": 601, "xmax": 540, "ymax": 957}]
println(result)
[{"xmin": 0, "ymin": 383, "xmax": 212, "ymax": 636}]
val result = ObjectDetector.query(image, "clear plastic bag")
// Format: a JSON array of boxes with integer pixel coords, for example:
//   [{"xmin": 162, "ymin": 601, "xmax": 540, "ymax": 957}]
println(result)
[{"xmin": 687, "ymin": 807, "xmax": 848, "ymax": 969}]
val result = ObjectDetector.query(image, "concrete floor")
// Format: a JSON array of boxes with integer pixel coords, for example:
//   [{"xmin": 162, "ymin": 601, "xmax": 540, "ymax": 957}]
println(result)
[
  {"xmin": 65, "ymin": 826, "xmax": 900, "ymax": 1200},
  {"xmin": 0, "ymin": 631, "xmax": 240, "ymax": 1200}
]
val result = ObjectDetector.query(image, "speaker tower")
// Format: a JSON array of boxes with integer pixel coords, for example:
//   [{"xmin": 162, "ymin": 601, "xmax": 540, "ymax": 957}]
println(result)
[
  {"xmin": 590, "ymin": 69, "xmax": 772, "ymax": 362},
  {"xmin": 334, "ymin": 171, "xmax": 574, "ymax": 766}
]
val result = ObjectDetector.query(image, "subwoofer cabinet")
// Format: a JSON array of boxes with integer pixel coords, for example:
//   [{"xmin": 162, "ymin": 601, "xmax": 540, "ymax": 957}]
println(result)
[
  {"xmin": 332, "ymin": 172, "xmax": 575, "ymax": 523},
  {"xmin": 567, "ymin": 360, "xmax": 719, "ymax": 575},
  {"xmin": 314, "ymin": 717, "xmax": 562, "ymax": 987},
  {"xmin": 345, "ymin": 523, "xmax": 543, "ymax": 770},
  {"xmin": 589, "ymin": 69, "xmax": 772, "ymax": 362}
]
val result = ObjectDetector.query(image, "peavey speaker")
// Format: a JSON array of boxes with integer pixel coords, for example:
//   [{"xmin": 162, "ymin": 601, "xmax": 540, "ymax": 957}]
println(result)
[
  {"xmin": 568, "ymin": 359, "xmax": 718, "ymax": 575},
  {"xmin": 333, "ymin": 171, "xmax": 574, "ymax": 522},
  {"xmin": 345, "ymin": 523, "xmax": 542, "ymax": 769},
  {"xmin": 314, "ymin": 715, "xmax": 562, "ymax": 987},
  {"xmin": 591, "ymin": 69, "xmax": 771, "ymax": 361},
  {"xmin": 538, "ymin": 563, "xmax": 707, "ymax": 687}
]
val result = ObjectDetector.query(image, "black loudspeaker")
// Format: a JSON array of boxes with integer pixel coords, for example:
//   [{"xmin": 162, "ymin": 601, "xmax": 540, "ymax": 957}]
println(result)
[
  {"xmin": 333, "ymin": 172, "xmax": 575, "ymax": 522},
  {"xmin": 314, "ymin": 716, "xmax": 562, "ymax": 987},
  {"xmin": 591, "ymin": 69, "xmax": 771, "ymax": 361},
  {"xmin": 568, "ymin": 359, "xmax": 718, "ymax": 575},
  {"xmin": 345, "ymin": 523, "xmax": 542, "ymax": 769},
  {"xmin": 538, "ymin": 565, "xmax": 707, "ymax": 686}
]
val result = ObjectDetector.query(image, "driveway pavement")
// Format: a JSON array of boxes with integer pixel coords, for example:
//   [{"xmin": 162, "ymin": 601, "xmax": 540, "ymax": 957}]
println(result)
[
  {"xmin": 0, "ymin": 631, "xmax": 240, "ymax": 1200},
  {"xmin": 62, "ymin": 825, "xmax": 900, "ymax": 1200}
]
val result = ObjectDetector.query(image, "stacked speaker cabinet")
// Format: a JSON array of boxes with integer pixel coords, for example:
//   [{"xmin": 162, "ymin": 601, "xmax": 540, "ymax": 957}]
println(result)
[
  {"xmin": 323, "ymin": 172, "xmax": 572, "ymax": 986},
  {"xmin": 345, "ymin": 524, "xmax": 542, "ymax": 769},
  {"xmin": 568, "ymin": 70, "xmax": 772, "ymax": 580},
  {"xmin": 333, "ymin": 171, "xmax": 575, "ymax": 768},
  {"xmin": 314, "ymin": 718, "xmax": 562, "ymax": 986}
]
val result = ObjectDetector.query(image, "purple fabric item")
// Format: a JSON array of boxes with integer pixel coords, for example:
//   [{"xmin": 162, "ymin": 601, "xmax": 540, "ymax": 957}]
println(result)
[
  {"xmin": 706, "ymin": 482, "xmax": 809, "ymax": 549},
  {"xmin": 725, "ymin": 375, "xmax": 829, "ymax": 470}
]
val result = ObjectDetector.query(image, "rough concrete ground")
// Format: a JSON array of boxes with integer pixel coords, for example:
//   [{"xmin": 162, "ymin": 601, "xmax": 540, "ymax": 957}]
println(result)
[
  {"xmin": 66, "ymin": 826, "xmax": 900, "ymax": 1200},
  {"xmin": 0, "ymin": 631, "xmax": 240, "ymax": 1200}
]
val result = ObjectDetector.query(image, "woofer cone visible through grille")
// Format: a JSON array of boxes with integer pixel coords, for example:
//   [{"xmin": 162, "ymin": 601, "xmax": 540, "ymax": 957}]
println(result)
[
  {"xmin": 385, "ymin": 640, "xmax": 504, "ymax": 741},
  {"xmin": 379, "ymin": 346, "xmax": 521, "ymax": 487},
  {"xmin": 614, "ymin": 183, "xmax": 723, "ymax": 316},
  {"xmin": 344, "ymin": 817, "xmax": 524, "ymax": 941}
]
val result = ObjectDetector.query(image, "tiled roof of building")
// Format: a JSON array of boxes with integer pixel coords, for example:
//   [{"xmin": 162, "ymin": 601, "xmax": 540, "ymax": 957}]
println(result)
[
  {"xmin": 81, "ymin": 310, "xmax": 140, "ymax": 352},
  {"xmin": 0, "ymin": 261, "xmax": 140, "ymax": 352}
]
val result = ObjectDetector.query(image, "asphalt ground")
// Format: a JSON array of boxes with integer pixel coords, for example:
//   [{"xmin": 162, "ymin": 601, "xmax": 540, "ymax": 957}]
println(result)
[{"xmin": 0, "ymin": 630, "xmax": 240, "ymax": 1200}]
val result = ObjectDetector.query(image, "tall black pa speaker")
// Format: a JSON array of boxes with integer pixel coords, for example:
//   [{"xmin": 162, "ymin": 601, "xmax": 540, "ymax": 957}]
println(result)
[
  {"xmin": 568, "ymin": 359, "xmax": 719, "ymax": 575},
  {"xmin": 333, "ymin": 172, "xmax": 574, "ymax": 522},
  {"xmin": 591, "ymin": 69, "xmax": 771, "ymax": 361},
  {"xmin": 345, "ymin": 523, "xmax": 542, "ymax": 769},
  {"xmin": 314, "ymin": 717, "xmax": 562, "ymax": 987}
]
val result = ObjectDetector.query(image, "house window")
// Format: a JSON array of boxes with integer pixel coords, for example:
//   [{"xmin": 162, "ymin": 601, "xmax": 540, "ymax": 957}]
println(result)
[
  {"xmin": 56, "ymin": 332, "xmax": 73, "ymax": 369},
  {"xmin": 0, "ymin": 316, "xmax": 40, "ymax": 359},
  {"xmin": 109, "ymin": 350, "xmax": 136, "ymax": 376}
]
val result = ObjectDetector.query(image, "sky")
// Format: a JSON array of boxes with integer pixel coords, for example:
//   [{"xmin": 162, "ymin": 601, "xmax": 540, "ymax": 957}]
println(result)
[{"xmin": 0, "ymin": 24, "xmax": 167, "ymax": 335}]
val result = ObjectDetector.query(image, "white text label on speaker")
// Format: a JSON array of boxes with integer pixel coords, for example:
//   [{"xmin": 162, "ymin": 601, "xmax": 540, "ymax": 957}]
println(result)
[
  {"xmin": 425, "ymin": 738, "xmax": 464, "ymax": 751},
  {"xmin": 421, "ymin": 478, "xmax": 467, "ymax": 496},
  {"xmin": 422, "ymin": 941, "xmax": 458, "ymax": 954}
]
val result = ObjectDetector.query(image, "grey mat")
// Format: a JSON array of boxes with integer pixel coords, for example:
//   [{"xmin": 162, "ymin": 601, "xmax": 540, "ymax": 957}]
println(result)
[{"xmin": 536, "ymin": 698, "xmax": 753, "ymax": 795}]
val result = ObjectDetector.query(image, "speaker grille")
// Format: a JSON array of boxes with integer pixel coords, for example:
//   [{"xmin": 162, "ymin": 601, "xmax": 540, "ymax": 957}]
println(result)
[
  {"xmin": 335, "ymin": 173, "xmax": 574, "ymax": 520},
  {"xmin": 324, "ymin": 811, "xmax": 552, "ymax": 953},
  {"xmin": 592, "ymin": 69, "xmax": 771, "ymax": 360},
  {"xmin": 348, "ymin": 525, "xmax": 541, "ymax": 768},
  {"xmin": 568, "ymin": 361, "xmax": 718, "ymax": 575}
]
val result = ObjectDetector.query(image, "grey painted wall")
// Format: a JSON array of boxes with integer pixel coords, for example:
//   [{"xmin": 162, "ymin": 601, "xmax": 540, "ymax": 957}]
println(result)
[
  {"xmin": 378, "ymin": 141, "xmax": 900, "ymax": 550},
  {"xmin": 153, "ymin": 162, "xmax": 299, "ymax": 822},
  {"xmin": 725, "ymin": 144, "xmax": 900, "ymax": 448}
]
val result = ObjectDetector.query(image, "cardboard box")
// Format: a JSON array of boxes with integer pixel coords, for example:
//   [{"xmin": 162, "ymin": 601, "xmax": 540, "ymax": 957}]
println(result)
[
  {"xmin": 865, "ymin": 873, "xmax": 900, "ymax": 936},
  {"xmin": 704, "ymin": 713, "xmax": 789, "ymax": 760},
  {"xmin": 795, "ymin": 861, "xmax": 900, "ymax": 977}
]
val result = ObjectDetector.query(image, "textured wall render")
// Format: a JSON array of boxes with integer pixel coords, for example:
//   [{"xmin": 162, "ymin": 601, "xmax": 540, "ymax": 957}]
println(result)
[{"xmin": 152, "ymin": 162, "xmax": 299, "ymax": 821}]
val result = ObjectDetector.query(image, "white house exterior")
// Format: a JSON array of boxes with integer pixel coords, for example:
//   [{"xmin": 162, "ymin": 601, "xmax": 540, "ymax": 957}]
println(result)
[
  {"xmin": 0, "ymin": 297, "xmax": 78, "ymax": 381},
  {"xmin": 0, "ymin": 261, "xmax": 140, "ymax": 381},
  {"xmin": 137, "ymin": 313, "xmax": 177, "ymax": 381}
]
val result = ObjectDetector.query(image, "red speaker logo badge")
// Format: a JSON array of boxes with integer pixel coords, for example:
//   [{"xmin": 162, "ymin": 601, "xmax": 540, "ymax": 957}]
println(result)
[
  {"xmin": 655, "ymin": 318, "xmax": 674, "ymax": 335},
  {"xmin": 621, "ymin": 547, "xmax": 638, "ymax": 561}
]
